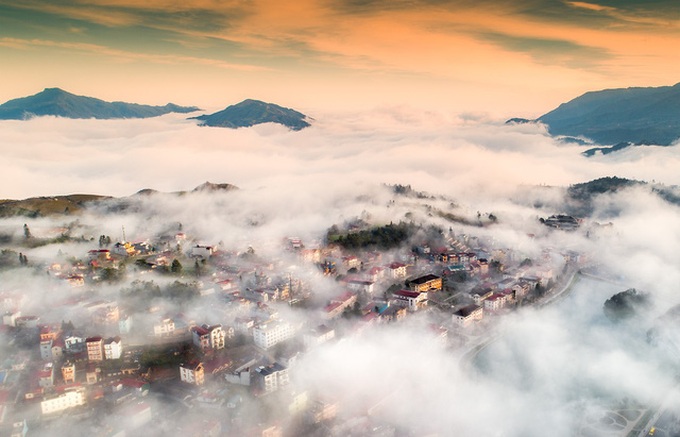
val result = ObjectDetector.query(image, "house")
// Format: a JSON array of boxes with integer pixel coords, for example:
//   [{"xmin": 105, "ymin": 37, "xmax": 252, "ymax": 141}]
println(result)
[
  {"xmin": 391, "ymin": 290, "xmax": 427, "ymax": 311},
  {"xmin": 253, "ymin": 321, "xmax": 295, "ymax": 350},
  {"xmin": 452, "ymin": 305, "xmax": 483, "ymax": 328},
  {"xmin": 179, "ymin": 361, "xmax": 205, "ymax": 386},
  {"xmin": 191, "ymin": 324, "xmax": 226, "ymax": 351},
  {"xmin": 408, "ymin": 274, "xmax": 443, "ymax": 292}
]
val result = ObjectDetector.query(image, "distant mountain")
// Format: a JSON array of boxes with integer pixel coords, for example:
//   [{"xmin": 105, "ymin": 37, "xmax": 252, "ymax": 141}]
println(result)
[
  {"xmin": 509, "ymin": 83, "xmax": 680, "ymax": 147},
  {"xmin": 0, "ymin": 194, "xmax": 112, "ymax": 218},
  {"xmin": 191, "ymin": 182, "xmax": 239, "ymax": 193},
  {"xmin": 192, "ymin": 99, "xmax": 311, "ymax": 130},
  {"xmin": 0, "ymin": 182, "xmax": 238, "ymax": 217},
  {"xmin": 0, "ymin": 88, "xmax": 200, "ymax": 120}
]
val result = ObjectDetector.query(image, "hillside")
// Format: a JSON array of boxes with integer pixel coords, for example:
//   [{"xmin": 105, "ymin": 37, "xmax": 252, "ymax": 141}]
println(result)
[
  {"xmin": 510, "ymin": 83, "xmax": 680, "ymax": 147},
  {"xmin": 0, "ymin": 88, "xmax": 200, "ymax": 120},
  {"xmin": 192, "ymin": 99, "xmax": 311, "ymax": 130}
]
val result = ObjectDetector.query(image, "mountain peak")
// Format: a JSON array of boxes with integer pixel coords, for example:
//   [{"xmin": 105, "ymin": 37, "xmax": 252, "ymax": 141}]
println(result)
[{"xmin": 192, "ymin": 99, "xmax": 311, "ymax": 131}]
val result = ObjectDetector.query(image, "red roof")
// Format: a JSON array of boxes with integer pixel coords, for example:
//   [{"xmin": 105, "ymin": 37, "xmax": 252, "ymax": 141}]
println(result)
[
  {"xmin": 120, "ymin": 378, "xmax": 148, "ymax": 389},
  {"xmin": 394, "ymin": 289, "xmax": 420, "ymax": 298}
]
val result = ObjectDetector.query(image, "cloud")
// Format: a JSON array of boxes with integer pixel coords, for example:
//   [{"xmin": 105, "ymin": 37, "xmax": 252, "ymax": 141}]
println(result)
[
  {"xmin": 476, "ymin": 31, "xmax": 612, "ymax": 69},
  {"xmin": 3, "ymin": 111, "xmax": 680, "ymax": 435}
]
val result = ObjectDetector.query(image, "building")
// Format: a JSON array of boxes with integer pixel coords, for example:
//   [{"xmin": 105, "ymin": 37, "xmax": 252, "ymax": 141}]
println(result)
[
  {"xmin": 253, "ymin": 321, "xmax": 295, "ymax": 350},
  {"xmin": 323, "ymin": 292, "xmax": 358, "ymax": 320},
  {"xmin": 61, "ymin": 361, "xmax": 76, "ymax": 384},
  {"xmin": 104, "ymin": 337, "xmax": 122, "ymax": 360},
  {"xmin": 37, "ymin": 365, "xmax": 54, "ymax": 388},
  {"xmin": 179, "ymin": 361, "xmax": 205, "ymax": 386},
  {"xmin": 387, "ymin": 262, "xmax": 408, "ymax": 279},
  {"xmin": 452, "ymin": 305, "xmax": 483, "ymax": 328},
  {"xmin": 86, "ymin": 336, "xmax": 104, "ymax": 361},
  {"xmin": 39, "ymin": 339, "xmax": 53, "ymax": 361},
  {"xmin": 191, "ymin": 324, "xmax": 226, "ymax": 351},
  {"xmin": 40, "ymin": 387, "xmax": 86, "ymax": 415},
  {"xmin": 303, "ymin": 325, "xmax": 335, "ymax": 349},
  {"xmin": 483, "ymin": 293, "xmax": 509, "ymax": 312},
  {"xmin": 408, "ymin": 274, "xmax": 443, "ymax": 292},
  {"xmin": 345, "ymin": 279, "xmax": 375, "ymax": 295},
  {"xmin": 255, "ymin": 363, "xmax": 289, "ymax": 394},
  {"xmin": 190, "ymin": 245, "xmax": 214, "ymax": 259},
  {"xmin": 392, "ymin": 289, "xmax": 427, "ymax": 311},
  {"xmin": 153, "ymin": 317, "xmax": 176, "ymax": 337}
]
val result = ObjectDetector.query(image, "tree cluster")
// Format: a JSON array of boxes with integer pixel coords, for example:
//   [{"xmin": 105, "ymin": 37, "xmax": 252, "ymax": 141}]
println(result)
[{"xmin": 329, "ymin": 221, "xmax": 415, "ymax": 250}]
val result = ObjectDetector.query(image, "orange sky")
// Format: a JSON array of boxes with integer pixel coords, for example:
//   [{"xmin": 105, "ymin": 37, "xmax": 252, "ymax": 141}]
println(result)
[{"xmin": 1, "ymin": 0, "xmax": 679, "ymax": 117}]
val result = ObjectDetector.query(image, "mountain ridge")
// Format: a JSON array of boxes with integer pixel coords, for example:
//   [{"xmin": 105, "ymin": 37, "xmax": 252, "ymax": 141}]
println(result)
[
  {"xmin": 509, "ymin": 83, "xmax": 680, "ymax": 148},
  {"xmin": 0, "ymin": 88, "xmax": 201, "ymax": 120}
]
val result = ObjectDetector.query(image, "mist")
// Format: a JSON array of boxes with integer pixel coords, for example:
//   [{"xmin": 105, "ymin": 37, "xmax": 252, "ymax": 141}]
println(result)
[{"xmin": 2, "ymin": 109, "xmax": 680, "ymax": 436}]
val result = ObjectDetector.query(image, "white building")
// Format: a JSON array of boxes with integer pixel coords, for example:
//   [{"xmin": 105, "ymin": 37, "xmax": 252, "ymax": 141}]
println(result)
[
  {"xmin": 153, "ymin": 318, "xmax": 176, "ymax": 337},
  {"xmin": 255, "ymin": 363, "xmax": 289, "ymax": 393},
  {"xmin": 104, "ymin": 337, "xmax": 122, "ymax": 360},
  {"xmin": 452, "ymin": 304, "xmax": 483, "ymax": 328},
  {"xmin": 253, "ymin": 321, "xmax": 295, "ymax": 350},
  {"xmin": 303, "ymin": 325, "xmax": 335, "ymax": 349},
  {"xmin": 190, "ymin": 245, "xmax": 214, "ymax": 259},
  {"xmin": 179, "ymin": 361, "xmax": 205, "ymax": 386},
  {"xmin": 392, "ymin": 289, "xmax": 427, "ymax": 311},
  {"xmin": 40, "ymin": 387, "xmax": 86, "ymax": 415},
  {"xmin": 191, "ymin": 324, "xmax": 226, "ymax": 351}
]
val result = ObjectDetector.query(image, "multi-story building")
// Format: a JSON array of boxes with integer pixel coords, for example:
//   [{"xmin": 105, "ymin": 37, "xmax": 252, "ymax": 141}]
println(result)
[
  {"xmin": 104, "ymin": 337, "xmax": 122, "ymax": 360},
  {"xmin": 255, "ymin": 363, "xmax": 289, "ymax": 394},
  {"xmin": 153, "ymin": 317, "xmax": 176, "ymax": 337},
  {"xmin": 61, "ymin": 361, "xmax": 76, "ymax": 384},
  {"xmin": 392, "ymin": 289, "xmax": 427, "ymax": 311},
  {"xmin": 387, "ymin": 262, "xmax": 408, "ymax": 279},
  {"xmin": 408, "ymin": 274, "xmax": 443, "ymax": 292},
  {"xmin": 179, "ymin": 361, "xmax": 205, "ymax": 386},
  {"xmin": 191, "ymin": 324, "xmax": 225, "ymax": 351},
  {"xmin": 303, "ymin": 325, "xmax": 335, "ymax": 349},
  {"xmin": 253, "ymin": 321, "xmax": 295, "ymax": 350},
  {"xmin": 483, "ymin": 293, "xmax": 509, "ymax": 312},
  {"xmin": 86, "ymin": 336, "xmax": 104, "ymax": 361},
  {"xmin": 40, "ymin": 387, "xmax": 86, "ymax": 415},
  {"xmin": 39, "ymin": 339, "xmax": 53, "ymax": 361},
  {"xmin": 452, "ymin": 304, "xmax": 484, "ymax": 328}
]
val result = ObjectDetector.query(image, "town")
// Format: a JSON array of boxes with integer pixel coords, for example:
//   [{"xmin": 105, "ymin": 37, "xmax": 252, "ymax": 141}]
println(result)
[{"xmin": 0, "ymin": 212, "xmax": 585, "ymax": 437}]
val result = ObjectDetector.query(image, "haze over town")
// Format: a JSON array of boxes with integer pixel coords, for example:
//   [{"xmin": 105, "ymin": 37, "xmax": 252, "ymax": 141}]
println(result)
[{"xmin": 2, "ymin": 1, "xmax": 680, "ymax": 437}]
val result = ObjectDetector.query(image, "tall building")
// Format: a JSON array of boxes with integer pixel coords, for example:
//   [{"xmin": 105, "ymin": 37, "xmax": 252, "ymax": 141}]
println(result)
[{"xmin": 86, "ymin": 336, "xmax": 104, "ymax": 361}]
